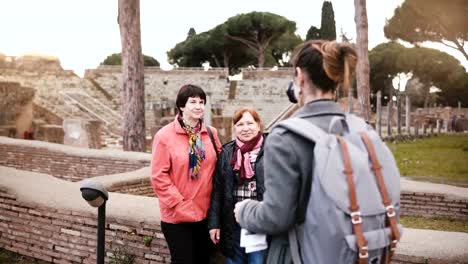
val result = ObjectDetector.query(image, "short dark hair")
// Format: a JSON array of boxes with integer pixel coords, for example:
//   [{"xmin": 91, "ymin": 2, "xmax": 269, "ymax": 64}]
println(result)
[{"xmin": 176, "ymin": 84, "xmax": 207, "ymax": 112}]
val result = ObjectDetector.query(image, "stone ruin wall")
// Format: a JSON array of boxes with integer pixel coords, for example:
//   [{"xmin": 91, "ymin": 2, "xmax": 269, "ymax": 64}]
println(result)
[
  {"xmin": 2, "ymin": 54, "xmax": 466, "ymax": 149},
  {"xmin": 85, "ymin": 66, "xmax": 294, "ymax": 142},
  {"xmin": 0, "ymin": 82, "xmax": 35, "ymax": 138},
  {"xmin": 0, "ymin": 138, "xmax": 467, "ymax": 264},
  {"xmin": 0, "ymin": 137, "xmax": 149, "ymax": 182}
]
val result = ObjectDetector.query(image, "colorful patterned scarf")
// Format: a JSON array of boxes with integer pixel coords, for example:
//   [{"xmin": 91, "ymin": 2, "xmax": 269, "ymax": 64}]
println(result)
[{"xmin": 177, "ymin": 113, "xmax": 205, "ymax": 180}]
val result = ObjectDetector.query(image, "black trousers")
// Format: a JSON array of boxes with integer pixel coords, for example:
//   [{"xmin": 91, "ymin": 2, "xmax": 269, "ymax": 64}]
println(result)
[{"xmin": 161, "ymin": 220, "xmax": 212, "ymax": 264}]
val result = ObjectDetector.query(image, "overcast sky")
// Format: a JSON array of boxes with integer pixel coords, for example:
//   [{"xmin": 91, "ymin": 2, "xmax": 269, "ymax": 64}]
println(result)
[{"xmin": 0, "ymin": 0, "xmax": 465, "ymax": 76}]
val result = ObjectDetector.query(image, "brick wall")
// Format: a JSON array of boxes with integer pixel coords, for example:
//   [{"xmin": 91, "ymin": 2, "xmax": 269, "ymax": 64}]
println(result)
[
  {"xmin": 0, "ymin": 184, "xmax": 462, "ymax": 264},
  {"xmin": 0, "ymin": 188, "xmax": 170, "ymax": 264},
  {"xmin": 0, "ymin": 138, "xmax": 150, "ymax": 182},
  {"xmin": 108, "ymin": 179, "xmax": 155, "ymax": 198},
  {"xmin": 400, "ymin": 191, "xmax": 468, "ymax": 219}
]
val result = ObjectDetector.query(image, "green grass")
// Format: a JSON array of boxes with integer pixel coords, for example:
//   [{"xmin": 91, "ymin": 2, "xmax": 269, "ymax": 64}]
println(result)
[
  {"xmin": 400, "ymin": 216, "xmax": 468, "ymax": 233},
  {"xmin": 387, "ymin": 134, "xmax": 468, "ymax": 180},
  {"xmin": 0, "ymin": 249, "xmax": 48, "ymax": 264}
]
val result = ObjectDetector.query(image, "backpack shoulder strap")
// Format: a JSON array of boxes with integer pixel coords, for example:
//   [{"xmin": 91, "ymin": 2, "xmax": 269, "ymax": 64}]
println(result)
[
  {"xmin": 206, "ymin": 126, "xmax": 219, "ymax": 159},
  {"xmin": 276, "ymin": 117, "xmax": 327, "ymax": 143},
  {"xmin": 345, "ymin": 113, "xmax": 372, "ymax": 132}
]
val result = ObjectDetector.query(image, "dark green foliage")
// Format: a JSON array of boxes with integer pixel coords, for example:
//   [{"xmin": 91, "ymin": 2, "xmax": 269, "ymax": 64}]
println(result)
[
  {"xmin": 109, "ymin": 246, "xmax": 136, "ymax": 264},
  {"xmin": 270, "ymin": 31, "xmax": 303, "ymax": 66},
  {"xmin": 369, "ymin": 42, "xmax": 467, "ymax": 107},
  {"xmin": 320, "ymin": 1, "xmax": 336, "ymax": 40},
  {"xmin": 187, "ymin": 28, "xmax": 196, "ymax": 39},
  {"xmin": 101, "ymin": 53, "xmax": 160, "ymax": 67},
  {"xmin": 224, "ymin": 12, "xmax": 297, "ymax": 67},
  {"xmin": 305, "ymin": 1, "xmax": 336, "ymax": 41},
  {"xmin": 306, "ymin": 26, "xmax": 321, "ymax": 40},
  {"xmin": 384, "ymin": 0, "xmax": 468, "ymax": 60},
  {"xmin": 167, "ymin": 12, "xmax": 300, "ymax": 70},
  {"xmin": 167, "ymin": 25, "xmax": 257, "ymax": 69},
  {"xmin": 369, "ymin": 42, "xmax": 407, "ymax": 103}
]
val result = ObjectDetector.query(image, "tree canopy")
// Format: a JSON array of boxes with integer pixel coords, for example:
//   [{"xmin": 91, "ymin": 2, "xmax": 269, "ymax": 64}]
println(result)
[
  {"xmin": 306, "ymin": 1, "xmax": 336, "ymax": 41},
  {"xmin": 306, "ymin": 26, "xmax": 321, "ymax": 41},
  {"xmin": 369, "ymin": 42, "xmax": 467, "ymax": 107},
  {"xmin": 167, "ymin": 12, "xmax": 300, "ymax": 71},
  {"xmin": 224, "ymin": 12, "xmax": 296, "ymax": 67},
  {"xmin": 369, "ymin": 42, "xmax": 407, "ymax": 100},
  {"xmin": 384, "ymin": 0, "xmax": 468, "ymax": 61},
  {"xmin": 320, "ymin": 1, "xmax": 336, "ymax": 40},
  {"xmin": 101, "ymin": 53, "xmax": 160, "ymax": 67}
]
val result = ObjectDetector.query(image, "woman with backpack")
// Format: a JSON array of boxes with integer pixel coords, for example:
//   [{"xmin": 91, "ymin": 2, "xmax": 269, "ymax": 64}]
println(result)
[
  {"xmin": 208, "ymin": 107, "xmax": 268, "ymax": 264},
  {"xmin": 233, "ymin": 40, "xmax": 358, "ymax": 263},
  {"xmin": 151, "ymin": 84, "xmax": 221, "ymax": 264}
]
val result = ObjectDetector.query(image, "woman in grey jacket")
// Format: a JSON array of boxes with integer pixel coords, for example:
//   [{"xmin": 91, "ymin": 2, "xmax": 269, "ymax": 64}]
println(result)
[{"xmin": 234, "ymin": 40, "xmax": 357, "ymax": 264}]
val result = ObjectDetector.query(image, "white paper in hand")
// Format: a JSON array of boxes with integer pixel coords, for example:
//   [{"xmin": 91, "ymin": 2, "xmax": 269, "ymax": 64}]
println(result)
[{"xmin": 240, "ymin": 228, "xmax": 268, "ymax": 253}]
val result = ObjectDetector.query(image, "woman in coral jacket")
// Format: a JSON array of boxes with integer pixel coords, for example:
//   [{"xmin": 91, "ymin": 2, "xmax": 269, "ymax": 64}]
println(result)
[{"xmin": 151, "ymin": 84, "xmax": 221, "ymax": 264}]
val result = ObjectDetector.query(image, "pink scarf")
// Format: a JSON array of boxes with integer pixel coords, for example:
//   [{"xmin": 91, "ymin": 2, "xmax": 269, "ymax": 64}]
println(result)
[{"xmin": 231, "ymin": 133, "xmax": 263, "ymax": 182}]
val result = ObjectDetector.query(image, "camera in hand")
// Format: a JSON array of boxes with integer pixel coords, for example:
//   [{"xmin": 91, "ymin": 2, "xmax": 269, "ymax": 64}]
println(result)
[{"xmin": 286, "ymin": 81, "xmax": 298, "ymax": 103}]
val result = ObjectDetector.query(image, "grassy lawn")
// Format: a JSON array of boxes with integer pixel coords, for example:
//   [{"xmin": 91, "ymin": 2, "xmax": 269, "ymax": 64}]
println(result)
[
  {"xmin": 0, "ymin": 248, "xmax": 49, "ymax": 264},
  {"xmin": 387, "ymin": 134, "xmax": 468, "ymax": 182},
  {"xmin": 400, "ymin": 216, "xmax": 468, "ymax": 233}
]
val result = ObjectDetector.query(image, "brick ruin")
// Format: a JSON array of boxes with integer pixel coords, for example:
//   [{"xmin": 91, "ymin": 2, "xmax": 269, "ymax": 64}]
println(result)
[
  {"xmin": 0, "ymin": 138, "xmax": 467, "ymax": 263},
  {"xmin": 0, "ymin": 82, "xmax": 35, "ymax": 138},
  {"xmin": 4, "ymin": 53, "xmax": 465, "ymax": 151},
  {"xmin": 0, "ymin": 54, "xmax": 299, "ymax": 149}
]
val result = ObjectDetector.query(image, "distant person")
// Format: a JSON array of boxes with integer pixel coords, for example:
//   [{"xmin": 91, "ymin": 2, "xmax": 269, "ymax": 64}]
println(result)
[
  {"xmin": 234, "ymin": 40, "xmax": 402, "ymax": 264},
  {"xmin": 208, "ymin": 107, "xmax": 267, "ymax": 264},
  {"xmin": 151, "ymin": 84, "xmax": 221, "ymax": 264}
]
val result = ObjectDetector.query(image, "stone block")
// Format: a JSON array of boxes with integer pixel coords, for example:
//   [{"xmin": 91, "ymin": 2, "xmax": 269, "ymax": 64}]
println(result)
[{"xmin": 35, "ymin": 124, "xmax": 64, "ymax": 144}]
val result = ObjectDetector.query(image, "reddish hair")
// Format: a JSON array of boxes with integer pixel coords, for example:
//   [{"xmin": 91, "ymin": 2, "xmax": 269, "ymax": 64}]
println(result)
[{"xmin": 233, "ymin": 107, "xmax": 263, "ymax": 129}]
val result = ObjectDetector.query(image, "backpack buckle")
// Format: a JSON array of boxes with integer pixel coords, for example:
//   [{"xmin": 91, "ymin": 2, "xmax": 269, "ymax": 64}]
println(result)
[
  {"xmin": 386, "ymin": 205, "xmax": 396, "ymax": 218},
  {"xmin": 359, "ymin": 246, "xmax": 369, "ymax": 258},
  {"xmin": 390, "ymin": 240, "xmax": 398, "ymax": 251},
  {"xmin": 350, "ymin": 211, "xmax": 362, "ymax": 224}
]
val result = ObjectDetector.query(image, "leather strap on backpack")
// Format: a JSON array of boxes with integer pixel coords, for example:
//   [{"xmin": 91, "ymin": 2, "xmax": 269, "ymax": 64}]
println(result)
[
  {"xmin": 337, "ymin": 136, "xmax": 368, "ymax": 264},
  {"xmin": 359, "ymin": 133, "xmax": 401, "ymax": 263}
]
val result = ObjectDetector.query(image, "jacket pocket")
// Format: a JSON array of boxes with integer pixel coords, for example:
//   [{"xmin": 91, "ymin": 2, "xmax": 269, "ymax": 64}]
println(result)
[{"xmin": 171, "ymin": 199, "xmax": 203, "ymax": 223}]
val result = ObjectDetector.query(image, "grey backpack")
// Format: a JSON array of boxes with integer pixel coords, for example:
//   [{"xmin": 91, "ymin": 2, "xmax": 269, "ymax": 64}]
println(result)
[{"xmin": 277, "ymin": 114, "xmax": 403, "ymax": 264}]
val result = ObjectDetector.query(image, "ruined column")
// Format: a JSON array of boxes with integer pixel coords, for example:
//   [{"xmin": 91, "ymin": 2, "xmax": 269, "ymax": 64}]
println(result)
[
  {"xmin": 376, "ymin": 91, "xmax": 382, "ymax": 137},
  {"xmin": 397, "ymin": 96, "xmax": 402, "ymax": 136},
  {"xmin": 405, "ymin": 95, "xmax": 411, "ymax": 135},
  {"xmin": 387, "ymin": 101, "xmax": 393, "ymax": 137}
]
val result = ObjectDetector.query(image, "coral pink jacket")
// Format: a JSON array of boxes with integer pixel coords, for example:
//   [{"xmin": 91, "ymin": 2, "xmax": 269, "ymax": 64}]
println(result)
[{"xmin": 151, "ymin": 118, "xmax": 221, "ymax": 224}]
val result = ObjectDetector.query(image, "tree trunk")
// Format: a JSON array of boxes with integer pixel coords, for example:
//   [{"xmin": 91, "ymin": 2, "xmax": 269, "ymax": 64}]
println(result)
[
  {"xmin": 423, "ymin": 86, "xmax": 431, "ymax": 109},
  {"xmin": 223, "ymin": 49, "xmax": 230, "ymax": 69},
  {"xmin": 118, "ymin": 0, "xmax": 146, "ymax": 152},
  {"xmin": 258, "ymin": 49, "xmax": 265, "ymax": 68},
  {"xmin": 354, "ymin": 0, "xmax": 371, "ymax": 121},
  {"xmin": 388, "ymin": 81, "xmax": 394, "ymax": 124},
  {"xmin": 451, "ymin": 38, "xmax": 468, "ymax": 61}
]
